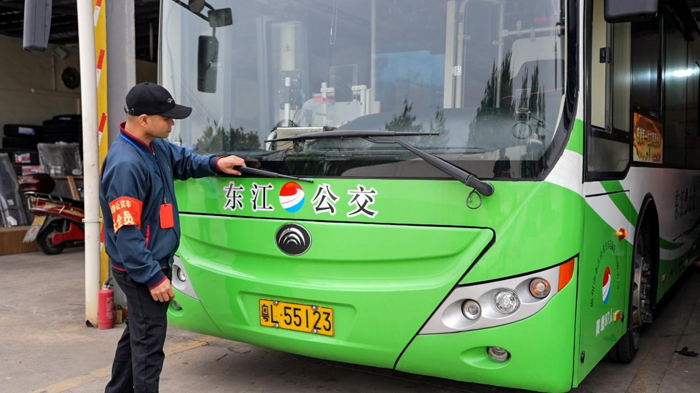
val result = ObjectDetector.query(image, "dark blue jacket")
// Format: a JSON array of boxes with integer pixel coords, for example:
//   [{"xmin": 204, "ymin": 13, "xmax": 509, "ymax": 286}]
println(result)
[{"xmin": 100, "ymin": 123, "xmax": 219, "ymax": 289}]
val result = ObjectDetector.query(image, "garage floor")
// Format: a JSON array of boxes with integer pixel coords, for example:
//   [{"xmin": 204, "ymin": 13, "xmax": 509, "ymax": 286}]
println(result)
[{"xmin": 1, "ymin": 249, "xmax": 699, "ymax": 393}]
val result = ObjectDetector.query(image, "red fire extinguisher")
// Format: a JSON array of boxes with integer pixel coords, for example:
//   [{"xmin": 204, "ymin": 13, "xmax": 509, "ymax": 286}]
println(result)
[{"xmin": 99, "ymin": 280, "xmax": 114, "ymax": 330}]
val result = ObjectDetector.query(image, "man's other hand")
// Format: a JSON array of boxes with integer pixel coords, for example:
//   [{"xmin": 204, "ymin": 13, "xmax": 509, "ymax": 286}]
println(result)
[
  {"xmin": 217, "ymin": 155, "xmax": 246, "ymax": 176},
  {"xmin": 150, "ymin": 278, "xmax": 175, "ymax": 302}
]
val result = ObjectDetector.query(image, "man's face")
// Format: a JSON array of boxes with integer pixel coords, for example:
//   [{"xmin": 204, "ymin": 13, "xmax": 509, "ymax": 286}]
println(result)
[{"xmin": 144, "ymin": 115, "xmax": 174, "ymax": 139}]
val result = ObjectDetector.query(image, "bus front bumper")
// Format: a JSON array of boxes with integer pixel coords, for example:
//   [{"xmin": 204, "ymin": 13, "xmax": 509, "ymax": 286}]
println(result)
[{"xmin": 395, "ymin": 270, "xmax": 578, "ymax": 393}]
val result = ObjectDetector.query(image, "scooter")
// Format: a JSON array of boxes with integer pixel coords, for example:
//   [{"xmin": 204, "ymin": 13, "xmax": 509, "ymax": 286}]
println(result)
[{"xmin": 19, "ymin": 173, "xmax": 84, "ymax": 255}]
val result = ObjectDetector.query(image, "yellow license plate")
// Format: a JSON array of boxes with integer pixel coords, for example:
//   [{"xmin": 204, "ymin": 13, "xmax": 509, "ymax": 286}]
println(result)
[{"xmin": 259, "ymin": 299, "xmax": 334, "ymax": 337}]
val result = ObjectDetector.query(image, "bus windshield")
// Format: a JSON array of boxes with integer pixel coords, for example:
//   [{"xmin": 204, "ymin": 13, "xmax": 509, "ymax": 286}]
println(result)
[{"xmin": 161, "ymin": 0, "xmax": 568, "ymax": 179}]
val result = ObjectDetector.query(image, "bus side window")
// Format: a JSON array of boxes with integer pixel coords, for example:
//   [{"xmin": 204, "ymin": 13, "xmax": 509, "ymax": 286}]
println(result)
[
  {"xmin": 586, "ymin": 0, "xmax": 633, "ymax": 180},
  {"xmin": 686, "ymin": 61, "xmax": 700, "ymax": 169},
  {"xmin": 664, "ymin": 12, "xmax": 689, "ymax": 168}
]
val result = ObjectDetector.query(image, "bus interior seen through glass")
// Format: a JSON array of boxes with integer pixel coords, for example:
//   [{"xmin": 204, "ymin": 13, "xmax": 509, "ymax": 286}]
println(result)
[
  {"xmin": 162, "ymin": 0, "xmax": 569, "ymax": 180},
  {"xmin": 588, "ymin": 0, "xmax": 700, "ymax": 178}
]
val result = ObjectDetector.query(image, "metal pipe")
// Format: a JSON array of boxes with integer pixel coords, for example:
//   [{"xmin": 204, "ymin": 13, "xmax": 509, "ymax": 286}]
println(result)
[
  {"xmin": 284, "ymin": 76, "xmax": 291, "ymax": 126},
  {"xmin": 443, "ymin": 0, "xmax": 457, "ymax": 109},
  {"xmin": 321, "ymin": 82, "xmax": 328, "ymax": 127},
  {"xmin": 76, "ymin": 0, "xmax": 101, "ymax": 327},
  {"xmin": 502, "ymin": 26, "xmax": 559, "ymax": 37},
  {"xmin": 455, "ymin": 0, "xmax": 469, "ymax": 108},
  {"xmin": 495, "ymin": 2, "xmax": 504, "ymax": 109}
]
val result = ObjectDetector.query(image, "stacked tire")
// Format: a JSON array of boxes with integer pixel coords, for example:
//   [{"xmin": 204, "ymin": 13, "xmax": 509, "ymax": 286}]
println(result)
[
  {"xmin": 42, "ymin": 114, "xmax": 82, "ymax": 146},
  {"xmin": 2, "ymin": 124, "xmax": 42, "ymax": 150}
]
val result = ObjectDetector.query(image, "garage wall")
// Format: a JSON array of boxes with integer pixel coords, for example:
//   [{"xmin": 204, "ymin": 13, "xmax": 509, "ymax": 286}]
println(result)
[
  {"xmin": 0, "ymin": 35, "xmax": 82, "ymax": 133},
  {"xmin": 0, "ymin": 34, "xmax": 159, "ymax": 145},
  {"xmin": 136, "ymin": 59, "xmax": 157, "ymax": 84}
]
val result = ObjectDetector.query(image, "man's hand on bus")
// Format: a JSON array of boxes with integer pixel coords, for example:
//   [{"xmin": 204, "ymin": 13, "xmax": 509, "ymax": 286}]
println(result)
[
  {"xmin": 217, "ymin": 155, "xmax": 247, "ymax": 176},
  {"xmin": 150, "ymin": 278, "xmax": 175, "ymax": 302}
]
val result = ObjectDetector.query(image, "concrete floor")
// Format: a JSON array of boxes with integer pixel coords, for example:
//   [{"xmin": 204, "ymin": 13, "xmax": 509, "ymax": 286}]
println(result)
[{"xmin": 1, "ymin": 249, "xmax": 699, "ymax": 393}]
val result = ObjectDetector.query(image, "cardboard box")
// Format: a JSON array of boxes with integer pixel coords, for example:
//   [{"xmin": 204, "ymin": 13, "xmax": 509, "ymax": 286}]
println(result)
[
  {"xmin": 0, "ymin": 226, "xmax": 39, "ymax": 256},
  {"xmin": 20, "ymin": 165, "xmax": 42, "ymax": 176},
  {"xmin": 114, "ymin": 305, "xmax": 128, "ymax": 324}
]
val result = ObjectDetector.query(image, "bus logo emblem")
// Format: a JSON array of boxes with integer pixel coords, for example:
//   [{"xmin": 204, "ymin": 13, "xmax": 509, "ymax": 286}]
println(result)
[
  {"xmin": 602, "ymin": 266, "xmax": 612, "ymax": 304},
  {"xmin": 279, "ymin": 182, "xmax": 305, "ymax": 213},
  {"xmin": 276, "ymin": 224, "xmax": 311, "ymax": 256}
]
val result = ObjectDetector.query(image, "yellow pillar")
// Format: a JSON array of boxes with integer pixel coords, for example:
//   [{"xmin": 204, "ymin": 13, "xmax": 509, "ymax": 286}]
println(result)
[{"xmin": 94, "ymin": 0, "xmax": 110, "ymax": 285}]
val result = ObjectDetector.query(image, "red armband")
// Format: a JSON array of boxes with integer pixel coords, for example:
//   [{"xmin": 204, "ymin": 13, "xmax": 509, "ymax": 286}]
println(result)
[{"xmin": 109, "ymin": 196, "xmax": 143, "ymax": 233}]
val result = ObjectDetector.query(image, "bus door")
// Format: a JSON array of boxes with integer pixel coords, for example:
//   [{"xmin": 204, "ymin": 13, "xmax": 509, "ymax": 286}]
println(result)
[{"xmin": 578, "ymin": 0, "xmax": 634, "ymax": 383}]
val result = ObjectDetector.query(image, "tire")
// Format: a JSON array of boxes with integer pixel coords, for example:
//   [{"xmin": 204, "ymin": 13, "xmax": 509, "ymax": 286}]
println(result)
[
  {"xmin": 52, "ymin": 114, "xmax": 81, "ymax": 121},
  {"xmin": 2, "ymin": 136, "xmax": 38, "ymax": 149},
  {"xmin": 42, "ymin": 119, "xmax": 81, "ymax": 134},
  {"xmin": 608, "ymin": 224, "xmax": 654, "ymax": 363},
  {"xmin": 42, "ymin": 133, "xmax": 82, "ymax": 143},
  {"xmin": 37, "ymin": 221, "xmax": 67, "ymax": 255},
  {"xmin": 3, "ymin": 124, "xmax": 42, "ymax": 137}
]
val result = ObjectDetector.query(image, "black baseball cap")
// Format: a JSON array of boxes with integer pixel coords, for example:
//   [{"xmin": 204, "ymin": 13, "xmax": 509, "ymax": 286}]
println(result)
[{"xmin": 125, "ymin": 82, "xmax": 192, "ymax": 119}]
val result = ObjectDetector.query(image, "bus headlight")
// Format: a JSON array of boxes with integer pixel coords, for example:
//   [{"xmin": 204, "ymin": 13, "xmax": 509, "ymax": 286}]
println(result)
[
  {"xmin": 420, "ymin": 258, "xmax": 575, "ymax": 334},
  {"xmin": 494, "ymin": 290, "xmax": 520, "ymax": 314},
  {"xmin": 529, "ymin": 278, "xmax": 551, "ymax": 298},
  {"xmin": 462, "ymin": 300, "xmax": 481, "ymax": 320}
]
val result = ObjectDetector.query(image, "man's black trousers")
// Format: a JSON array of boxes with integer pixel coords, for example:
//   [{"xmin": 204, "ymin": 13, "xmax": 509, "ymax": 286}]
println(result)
[{"xmin": 105, "ymin": 268, "xmax": 170, "ymax": 393}]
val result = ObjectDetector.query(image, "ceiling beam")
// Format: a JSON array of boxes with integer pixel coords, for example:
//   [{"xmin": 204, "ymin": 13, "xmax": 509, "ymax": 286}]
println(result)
[
  {"xmin": 49, "ymin": 34, "xmax": 79, "ymax": 44},
  {"xmin": 0, "ymin": 14, "xmax": 75, "ymax": 30}
]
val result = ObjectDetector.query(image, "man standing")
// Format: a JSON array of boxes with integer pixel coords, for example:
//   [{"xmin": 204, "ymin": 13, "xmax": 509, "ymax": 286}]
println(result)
[{"xmin": 100, "ymin": 82, "xmax": 245, "ymax": 392}]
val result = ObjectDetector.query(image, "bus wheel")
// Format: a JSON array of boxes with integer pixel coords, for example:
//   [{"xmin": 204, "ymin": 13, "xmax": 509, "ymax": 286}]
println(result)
[{"xmin": 608, "ymin": 227, "xmax": 653, "ymax": 363}]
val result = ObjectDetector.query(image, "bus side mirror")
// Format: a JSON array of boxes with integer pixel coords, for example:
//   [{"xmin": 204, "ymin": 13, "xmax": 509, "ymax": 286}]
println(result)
[
  {"xmin": 197, "ymin": 35, "xmax": 219, "ymax": 93},
  {"xmin": 605, "ymin": 0, "xmax": 657, "ymax": 23},
  {"xmin": 23, "ymin": 0, "xmax": 52, "ymax": 52}
]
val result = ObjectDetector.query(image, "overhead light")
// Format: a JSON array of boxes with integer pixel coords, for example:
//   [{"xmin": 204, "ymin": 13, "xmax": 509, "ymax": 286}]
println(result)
[{"xmin": 673, "ymin": 68, "xmax": 694, "ymax": 78}]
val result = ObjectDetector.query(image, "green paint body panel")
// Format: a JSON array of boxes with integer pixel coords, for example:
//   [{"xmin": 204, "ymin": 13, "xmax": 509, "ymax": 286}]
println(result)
[
  {"xmin": 174, "ymin": 177, "xmax": 583, "ymax": 287},
  {"xmin": 169, "ymin": 288, "xmax": 227, "ymax": 338},
  {"xmin": 600, "ymin": 182, "xmax": 638, "ymax": 225},
  {"xmin": 660, "ymin": 238, "xmax": 684, "ymax": 251},
  {"xmin": 566, "ymin": 120, "xmax": 584, "ymax": 155},
  {"xmin": 165, "ymin": 119, "xmax": 693, "ymax": 390},
  {"xmin": 167, "ymin": 120, "xmax": 589, "ymax": 390},
  {"xmin": 172, "ymin": 213, "xmax": 493, "ymax": 367},
  {"xmin": 396, "ymin": 273, "xmax": 578, "ymax": 393},
  {"xmin": 169, "ymin": 174, "xmax": 585, "ymax": 387},
  {"xmin": 574, "ymin": 201, "xmax": 632, "ymax": 384},
  {"xmin": 588, "ymin": 179, "xmax": 697, "ymax": 304},
  {"xmin": 457, "ymin": 181, "xmax": 583, "ymax": 285},
  {"xmin": 657, "ymin": 239, "xmax": 700, "ymax": 301}
]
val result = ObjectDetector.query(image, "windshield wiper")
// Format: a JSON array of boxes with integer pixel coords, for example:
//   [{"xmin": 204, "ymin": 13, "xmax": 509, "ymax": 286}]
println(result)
[
  {"xmin": 266, "ymin": 130, "xmax": 494, "ymax": 197},
  {"xmin": 221, "ymin": 166, "xmax": 314, "ymax": 183},
  {"xmin": 267, "ymin": 130, "xmax": 437, "ymax": 142}
]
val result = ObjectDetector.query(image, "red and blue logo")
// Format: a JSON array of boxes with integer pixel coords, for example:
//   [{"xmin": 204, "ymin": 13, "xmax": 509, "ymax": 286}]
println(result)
[
  {"xmin": 279, "ymin": 182, "xmax": 305, "ymax": 213},
  {"xmin": 602, "ymin": 266, "xmax": 612, "ymax": 304}
]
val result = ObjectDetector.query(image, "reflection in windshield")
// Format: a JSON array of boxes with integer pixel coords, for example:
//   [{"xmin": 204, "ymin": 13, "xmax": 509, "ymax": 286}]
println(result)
[
  {"xmin": 162, "ymin": 0, "xmax": 568, "ymax": 179},
  {"xmin": 195, "ymin": 122, "xmax": 262, "ymax": 153}
]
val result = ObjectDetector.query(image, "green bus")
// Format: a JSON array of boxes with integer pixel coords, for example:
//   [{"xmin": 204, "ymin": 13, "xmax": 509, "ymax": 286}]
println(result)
[{"xmin": 160, "ymin": 0, "xmax": 699, "ymax": 391}]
